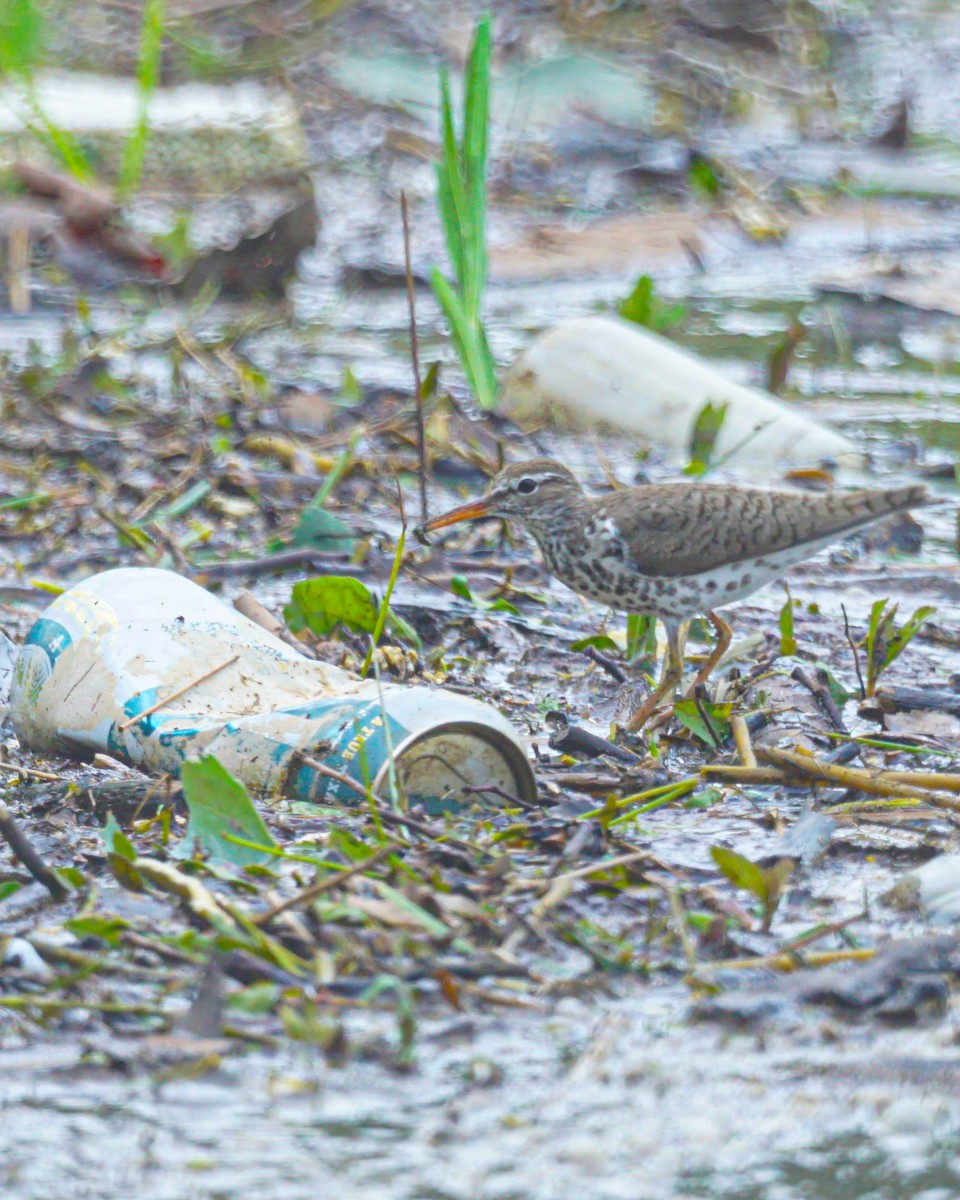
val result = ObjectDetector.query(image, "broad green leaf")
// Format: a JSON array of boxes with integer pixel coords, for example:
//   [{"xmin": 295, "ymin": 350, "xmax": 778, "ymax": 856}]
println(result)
[
  {"xmin": 711, "ymin": 846, "xmax": 794, "ymax": 931},
  {"xmin": 864, "ymin": 598, "xmax": 936, "ymax": 696},
  {"xmin": 673, "ymin": 698, "xmax": 732, "ymax": 746},
  {"xmin": 450, "ymin": 574, "xmax": 519, "ymax": 616},
  {"xmin": 710, "ymin": 846, "xmax": 768, "ymax": 902},
  {"xmin": 65, "ymin": 914, "xmax": 128, "ymax": 948},
  {"xmin": 176, "ymin": 756, "xmax": 278, "ymax": 866},
  {"xmin": 569, "ymin": 634, "xmax": 620, "ymax": 653},
  {"xmin": 285, "ymin": 575, "xmax": 378, "ymax": 636},
  {"xmin": 290, "ymin": 506, "xmax": 356, "ymax": 551},
  {"xmin": 102, "ymin": 812, "xmax": 136, "ymax": 861}
]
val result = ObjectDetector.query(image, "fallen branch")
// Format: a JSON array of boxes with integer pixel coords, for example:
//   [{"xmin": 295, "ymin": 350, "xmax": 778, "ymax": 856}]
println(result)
[
  {"xmin": 705, "ymin": 758, "xmax": 960, "ymax": 797},
  {"xmin": 513, "ymin": 849, "xmax": 653, "ymax": 892},
  {"xmin": 695, "ymin": 946, "xmax": 876, "ymax": 974},
  {"xmin": 296, "ymin": 753, "xmax": 489, "ymax": 857},
  {"xmin": 0, "ymin": 760, "xmax": 62, "ymax": 782},
  {"xmin": 790, "ymin": 665, "xmax": 848, "ymax": 733},
  {"xmin": 0, "ymin": 800, "xmax": 69, "ymax": 899},
  {"xmin": 874, "ymin": 686, "xmax": 960, "ymax": 719},
  {"xmin": 729, "ymin": 714, "xmax": 757, "ymax": 769},
  {"xmin": 755, "ymin": 746, "xmax": 960, "ymax": 811},
  {"xmin": 253, "ymin": 844, "xmax": 396, "ymax": 927}
]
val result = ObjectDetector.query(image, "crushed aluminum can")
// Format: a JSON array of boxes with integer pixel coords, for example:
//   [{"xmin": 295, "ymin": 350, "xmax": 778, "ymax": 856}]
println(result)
[{"xmin": 10, "ymin": 567, "xmax": 536, "ymax": 809}]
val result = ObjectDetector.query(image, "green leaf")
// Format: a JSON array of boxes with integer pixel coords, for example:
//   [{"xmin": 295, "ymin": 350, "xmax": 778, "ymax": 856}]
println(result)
[
  {"xmin": 710, "ymin": 846, "xmax": 768, "ymax": 902},
  {"xmin": 778, "ymin": 589, "xmax": 797, "ymax": 656},
  {"xmin": 673, "ymin": 698, "xmax": 732, "ymax": 746},
  {"xmin": 362, "ymin": 527, "xmax": 409, "ymax": 675},
  {"xmin": 711, "ymin": 846, "xmax": 794, "ymax": 931},
  {"xmin": 569, "ymin": 634, "xmax": 619, "ymax": 653},
  {"xmin": 285, "ymin": 575, "xmax": 379, "ymax": 637},
  {"xmin": 290, "ymin": 506, "xmax": 356, "ymax": 552},
  {"xmin": 430, "ymin": 16, "xmax": 498, "ymax": 410},
  {"xmin": 339, "ymin": 365, "xmax": 362, "ymax": 405},
  {"xmin": 65, "ymin": 914, "xmax": 128, "ymax": 948},
  {"xmin": 864, "ymin": 598, "xmax": 936, "ymax": 696},
  {"xmin": 421, "ymin": 361, "xmax": 441, "ymax": 399},
  {"xmin": 625, "ymin": 612, "xmax": 657, "ymax": 662},
  {"xmin": 175, "ymin": 756, "xmax": 278, "ymax": 866},
  {"xmin": 226, "ymin": 981, "xmax": 282, "ymax": 1014},
  {"xmin": 0, "ymin": 0, "xmax": 45, "ymax": 75},
  {"xmin": 0, "ymin": 880, "xmax": 22, "ymax": 902},
  {"xmin": 450, "ymin": 574, "xmax": 519, "ymax": 616},
  {"xmin": 102, "ymin": 811, "xmax": 136, "ymax": 861},
  {"xmin": 618, "ymin": 274, "xmax": 654, "ymax": 326},
  {"xmin": 684, "ymin": 787, "xmax": 722, "ymax": 809},
  {"xmin": 451, "ymin": 575, "xmax": 475, "ymax": 603},
  {"xmin": 684, "ymin": 400, "xmax": 729, "ymax": 476},
  {"xmin": 375, "ymin": 881, "xmax": 451, "ymax": 938},
  {"xmin": 812, "ymin": 663, "xmax": 853, "ymax": 705},
  {"xmin": 689, "ymin": 154, "xmax": 722, "ymax": 197}
]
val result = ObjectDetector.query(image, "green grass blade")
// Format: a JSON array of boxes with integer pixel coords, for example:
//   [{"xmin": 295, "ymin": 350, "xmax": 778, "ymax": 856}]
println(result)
[
  {"xmin": 117, "ymin": 0, "xmax": 165, "ymax": 199},
  {"xmin": 0, "ymin": 0, "xmax": 45, "ymax": 75},
  {"xmin": 431, "ymin": 268, "xmax": 497, "ymax": 408},
  {"xmin": 462, "ymin": 14, "xmax": 491, "ymax": 321},
  {"xmin": 437, "ymin": 68, "xmax": 469, "ymax": 288},
  {"xmin": 21, "ymin": 84, "xmax": 93, "ymax": 179},
  {"xmin": 362, "ymin": 528, "xmax": 407, "ymax": 677}
]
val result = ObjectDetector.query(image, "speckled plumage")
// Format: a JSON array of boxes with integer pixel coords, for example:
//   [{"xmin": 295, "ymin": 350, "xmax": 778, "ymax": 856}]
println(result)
[
  {"xmin": 422, "ymin": 458, "xmax": 927, "ymax": 622},
  {"xmin": 418, "ymin": 458, "xmax": 929, "ymax": 731}
]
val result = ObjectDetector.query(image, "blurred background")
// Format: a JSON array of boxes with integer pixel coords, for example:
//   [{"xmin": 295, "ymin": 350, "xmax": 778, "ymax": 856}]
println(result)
[
  {"xmin": 0, "ymin": 0, "xmax": 958, "ymax": 467},
  {"xmin": 2, "ymin": 5, "xmax": 960, "ymax": 1200}
]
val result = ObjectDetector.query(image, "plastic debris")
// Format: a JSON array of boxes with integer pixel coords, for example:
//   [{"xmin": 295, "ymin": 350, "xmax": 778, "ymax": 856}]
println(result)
[{"xmin": 10, "ymin": 568, "xmax": 536, "ymax": 810}]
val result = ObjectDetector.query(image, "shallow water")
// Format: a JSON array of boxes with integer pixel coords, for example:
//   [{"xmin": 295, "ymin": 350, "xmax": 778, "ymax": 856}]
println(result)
[{"xmin": 2, "ymin": 3, "xmax": 960, "ymax": 1198}]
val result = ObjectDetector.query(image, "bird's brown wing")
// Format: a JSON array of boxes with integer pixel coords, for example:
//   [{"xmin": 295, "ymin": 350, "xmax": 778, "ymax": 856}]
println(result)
[{"xmin": 598, "ymin": 483, "xmax": 926, "ymax": 579}]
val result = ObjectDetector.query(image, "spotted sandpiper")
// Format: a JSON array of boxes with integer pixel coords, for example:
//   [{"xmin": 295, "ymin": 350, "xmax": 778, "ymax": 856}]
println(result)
[{"xmin": 416, "ymin": 459, "xmax": 929, "ymax": 731}]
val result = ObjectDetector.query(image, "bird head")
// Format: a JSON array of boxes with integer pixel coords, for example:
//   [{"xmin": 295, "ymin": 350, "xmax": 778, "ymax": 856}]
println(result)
[{"xmin": 416, "ymin": 459, "xmax": 583, "ymax": 539}]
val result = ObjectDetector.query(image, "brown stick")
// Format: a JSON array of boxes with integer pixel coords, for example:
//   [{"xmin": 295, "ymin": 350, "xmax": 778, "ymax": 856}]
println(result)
[
  {"xmin": 729, "ymin": 714, "xmax": 757, "ymax": 769},
  {"xmin": 400, "ymin": 191, "xmax": 428, "ymax": 525},
  {"xmin": 874, "ymin": 686, "xmax": 960, "ymax": 719},
  {"xmin": 513, "ymin": 849, "xmax": 653, "ymax": 892},
  {"xmin": 296, "ymin": 754, "xmax": 487, "ymax": 856},
  {"xmin": 755, "ymin": 746, "xmax": 960, "ymax": 811},
  {"xmin": 705, "ymin": 761, "xmax": 960, "ymax": 794},
  {"xmin": 0, "ymin": 801, "xmax": 69, "ymax": 899},
  {"xmin": 0, "ymin": 760, "xmax": 62, "ymax": 782},
  {"xmin": 253, "ymin": 844, "xmax": 396, "ymax": 927},
  {"xmin": 841, "ymin": 603, "xmax": 866, "ymax": 700},
  {"xmin": 233, "ymin": 590, "xmax": 319, "ymax": 660},
  {"xmin": 696, "ymin": 946, "xmax": 876, "ymax": 974},
  {"xmin": 790, "ymin": 665, "xmax": 848, "ymax": 733},
  {"xmin": 116, "ymin": 654, "xmax": 239, "ymax": 731}
]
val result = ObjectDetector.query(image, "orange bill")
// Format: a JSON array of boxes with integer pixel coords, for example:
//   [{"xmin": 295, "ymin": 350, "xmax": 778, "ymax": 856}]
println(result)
[{"xmin": 418, "ymin": 498, "xmax": 492, "ymax": 532}]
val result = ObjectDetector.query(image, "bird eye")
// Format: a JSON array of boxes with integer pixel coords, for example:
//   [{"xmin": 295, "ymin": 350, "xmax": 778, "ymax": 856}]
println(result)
[{"xmin": 516, "ymin": 477, "xmax": 538, "ymax": 495}]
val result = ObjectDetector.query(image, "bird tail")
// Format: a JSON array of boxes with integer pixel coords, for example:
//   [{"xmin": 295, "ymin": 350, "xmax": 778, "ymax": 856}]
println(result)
[
  {"xmin": 864, "ymin": 483, "xmax": 929, "ymax": 517},
  {"xmin": 830, "ymin": 483, "xmax": 930, "ymax": 538}
]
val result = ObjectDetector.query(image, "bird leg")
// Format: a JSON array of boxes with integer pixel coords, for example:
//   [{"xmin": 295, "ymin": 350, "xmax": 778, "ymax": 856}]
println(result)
[
  {"xmin": 686, "ymin": 609, "xmax": 733, "ymax": 696},
  {"xmin": 624, "ymin": 619, "xmax": 687, "ymax": 733}
]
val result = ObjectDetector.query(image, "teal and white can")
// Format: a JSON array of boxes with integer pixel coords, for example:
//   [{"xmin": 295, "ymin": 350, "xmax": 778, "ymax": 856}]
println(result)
[{"xmin": 10, "ymin": 568, "xmax": 536, "ymax": 809}]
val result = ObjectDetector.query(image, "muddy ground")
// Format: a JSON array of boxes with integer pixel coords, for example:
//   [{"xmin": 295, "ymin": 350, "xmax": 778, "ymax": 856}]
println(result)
[{"xmin": 2, "ymin": 2, "xmax": 960, "ymax": 1198}]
